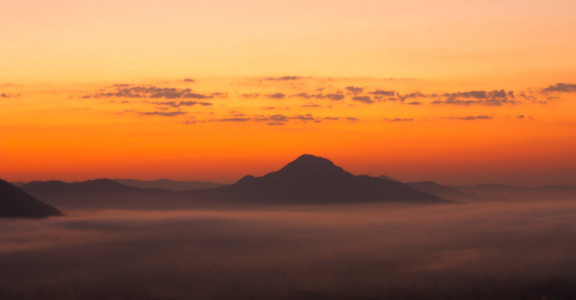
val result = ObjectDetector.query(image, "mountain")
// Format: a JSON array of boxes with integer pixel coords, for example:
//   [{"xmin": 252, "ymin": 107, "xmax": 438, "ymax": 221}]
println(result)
[
  {"xmin": 187, "ymin": 154, "xmax": 447, "ymax": 204},
  {"xmin": 113, "ymin": 179, "xmax": 222, "ymax": 191},
  {"xmin": 452, "ymin": 183, "xmax": 576, "ymax": 202},
  {"xmin": 378, "ymin": 174, "xmax": 399, "ymax": 182},
  {"xmin": 9, "ymin": 181, "xmax": 26, "ymax": 187},
  {"xmin": 23, "ymin": 178, "xmax": 141, "ymax": 193},
  {"xmin": 405, "ymin": 181, "xmax": 471, "ymax": 201},
  {"xmin": 21, "ymin": 179, "xmax": 185, "ymax": 211},
  {"xmin": 0, "ymin": 179, "xmax": 62, "ymax": 218}
]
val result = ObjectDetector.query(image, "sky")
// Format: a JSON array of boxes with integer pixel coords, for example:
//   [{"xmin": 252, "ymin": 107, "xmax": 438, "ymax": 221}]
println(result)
[{"xmin": 1, "ymin": 0, "xmax": 575, "ymax": 185}]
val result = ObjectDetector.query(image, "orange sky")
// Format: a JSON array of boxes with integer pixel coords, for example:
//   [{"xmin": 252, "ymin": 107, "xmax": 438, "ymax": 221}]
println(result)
[{"xmin": 1, "ymin": 1, "xmax": 575, "ymax": 185}]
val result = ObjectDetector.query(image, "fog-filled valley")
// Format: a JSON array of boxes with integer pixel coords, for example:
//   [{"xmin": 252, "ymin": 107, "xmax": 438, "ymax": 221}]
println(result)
[{"xmin": 2, "ymin": 195, "xmax": 576, "ymax": 299}]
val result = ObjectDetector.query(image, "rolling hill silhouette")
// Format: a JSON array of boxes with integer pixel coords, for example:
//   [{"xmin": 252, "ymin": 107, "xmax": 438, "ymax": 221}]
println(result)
[
  {"xmin": 188, "ymin": 154, "xmax": 447, "ymax": 204},
  {"xmin": 113, "ymin": 179, "xmax": 222, "ymax": 191},
  {"xmin": 23, "ymin": 178, "xmax": 142, "ymax": 193},
  {"xmin": 0, "ymin": 179, "xmax": 62, "ymax": 218},
  {"xmin": 451, "ymin": 183, "xmax": 576, "ymax": 202},
  {"xmin": 21, "ymin": 179, "xmax": 183, "ymax": 210},
  {"xmin": 405, "ymin": 181, "xmax": 471, "ymax": 201}
]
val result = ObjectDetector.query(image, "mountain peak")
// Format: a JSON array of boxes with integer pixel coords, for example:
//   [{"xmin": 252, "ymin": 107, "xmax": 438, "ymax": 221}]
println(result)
[
  {"xmin": 278, "ymin": 154, "xmax": 341, "ymax": 174},
  {"xmin": 210, "ymin": 155, "xmax": 447, "ymax": 204}
]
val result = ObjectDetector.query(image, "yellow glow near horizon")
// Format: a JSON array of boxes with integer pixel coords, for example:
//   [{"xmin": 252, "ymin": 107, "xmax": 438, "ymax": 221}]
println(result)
[{"xmin": 1, "ymin": 1, "xmax": 575, "ymax": 185}]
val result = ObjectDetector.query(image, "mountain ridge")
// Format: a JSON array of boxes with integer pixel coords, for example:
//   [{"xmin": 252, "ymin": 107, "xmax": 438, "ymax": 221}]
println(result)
[
  {"xmin": 0, "ymin": 179, "xmax": 62, "ymax": 218},
  {"xmin": 188, "ymin": 154, "xmax": 448, "ymax": 204}
]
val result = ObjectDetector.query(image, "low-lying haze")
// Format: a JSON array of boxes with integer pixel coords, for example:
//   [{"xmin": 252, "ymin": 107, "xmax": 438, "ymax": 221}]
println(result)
[{"xmin": 2, "ymin": 197, "xmax": 576, "ymax": 299}]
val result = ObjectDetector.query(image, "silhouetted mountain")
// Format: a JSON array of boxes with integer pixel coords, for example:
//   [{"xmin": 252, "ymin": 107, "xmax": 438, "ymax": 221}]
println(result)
[
  {"xmin": 23, "ymin": 178, "xmax": 141, "ymax": 193},
  {"xmin": 188, "ymin": 154, "xmax": 447, "ymax": 204},
  {"xmin": 9, "ymin": 181, "xmax": 26, "ymax": 187},
  {"xmin": 21, "ymin": 179, "xmax": 186, "ymax": 211},
  {"xmin": 405, "ymin": 181, "xmax": 471, "ymax": 201},
  {"xmin": 0, "ymin": 179, "xmax": 62, "ymax": 218},
  {"xmin": 114, "ymin": 179, "xmax": 223, "ymax": 191},
  {"xmin": 378, "ymin": 174, "xmax": 399, "ymax": 182},
  {"xmin": 538, "ymin": 185, "xmax": 576, "ymax": 191},
  {"xmin": 452, "ymin": 183, "xmax": 576, "ymax": 202}
]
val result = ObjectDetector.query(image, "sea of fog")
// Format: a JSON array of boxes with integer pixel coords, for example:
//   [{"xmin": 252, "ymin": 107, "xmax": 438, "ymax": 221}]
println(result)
[{"xmin": 1, "ymin": 200, "xmax": 576, "ymax": 299}]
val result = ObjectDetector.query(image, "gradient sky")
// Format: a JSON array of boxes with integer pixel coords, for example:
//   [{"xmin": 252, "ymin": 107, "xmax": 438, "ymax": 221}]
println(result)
[{"xmin": 1, "ymin": 0, "xmax": 575, "ymax": 185}]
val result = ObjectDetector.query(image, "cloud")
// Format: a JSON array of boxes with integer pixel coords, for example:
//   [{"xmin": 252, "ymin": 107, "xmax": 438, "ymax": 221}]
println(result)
[
  {"xmin": 218, "ymin": 118, "xmax": 251, "ymax": 122},
  {"xmin": 432, "ymin": 90, "xmax": 517, "ymax": 106},
  {"xmin": 139, "ymin": 111, "xmax": 187, "ymax": 117},
  {"xmin": 518, "ymin": 91, "xmax": 538, "ymax": 102},
  {"xmin": 266, "ymin": 76, "xmax": 302, "ymax": 81},
  {"xmin": 293, "ymin": 93, "xmax": 345, "ymax": 101},
  {"xmin": 268, "ymin": 114, "xmax": 289, "ymax": 122},
  {"xmin": 398, "ymin": 92, "xmax": 430, "ymax": 101},
  {"xmin": 83, "ymin": 85, "xmax": 219, "ymax": 100},
  {"xmin": 290, "ymin": 114, "xmax": 321, "ymax": 123},
  {"xmin": 542, "ymin": 83, "xmax": 576, "ymax": 93},
  {"xmin": 383, "ymin": 118, "xmax": 414, "ymax": 122},
  {"xmin": 1, "ymin": 92, "xmax": 19, "ymax": 98},
  {"xmin": 150, "ymin": 101, "xmax": 212, "ymax": 107},
  {"xmin": 392, "ymin": 90, "xmax": 518, "ymax": 106},
  {"xmin": 407, "ymin": 101, "xmax": 422, "ymax": 105},
  {"xmin": 4, "ymin": 201, "xmax": 576, "ymax": 299},
  {"xmin": 182, "ymin": 93, "xmax": 213, "ymax": 99},
  {"xmin": 324, "ymin": 94, "xmax": 345, "ymax": 101},
  {"xmin": 183, "ymin": 78, "xmax": 195, "ymax": 83},
  {"xmin": 256, "ymin": 114, "xmax": 321, "ymax": 124},
  {"xmin": 352, "ymin": 96, "xmax": 374, "ymax": 104},
  {"xmin": 448, "ymin": 115, "xmax": 493, "ymax": 121},
  {"xmin": 345, "ymin": 86, "xmax": 364, "ymax": 96},
  {"xmin": 267, "ymin": 93, "xmax": 286, "ymax": 99},
  {"xmin": 369, "ymin": 90, "xmax": 396, "ymax": 96},
  {"xmin": 213, "ymin": 113, "xmax": 325, "ymax": 125},
  {"xmin": 241, "ymin": 93, "xmax": 260, "ymax": 98},
  {"xmin": 517, "ymin": 114, "xmax": 534, "ymax": 120},
  {"xmin": 322, "ymin": 117, "xmax": 359, "ymax": 122}
]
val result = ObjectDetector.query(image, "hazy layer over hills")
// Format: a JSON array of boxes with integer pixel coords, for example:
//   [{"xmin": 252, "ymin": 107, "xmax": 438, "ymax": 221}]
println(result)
[
  {"xmin": 0, "ymin": 179, "xmax": 62, "ymax": 218},
  {"xmin": 21, "ymin": 155, "xmax": 448, "ymax": 211}
]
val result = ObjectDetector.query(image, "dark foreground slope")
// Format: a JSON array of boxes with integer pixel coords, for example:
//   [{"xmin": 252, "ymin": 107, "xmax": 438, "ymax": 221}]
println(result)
[
  {"xmin": 0, "ymin": 179, "xmax": 62, "ymax": 218},
  {"xmin": 188, "ymin": 154, "xmax": 447, "ymax": 204}
]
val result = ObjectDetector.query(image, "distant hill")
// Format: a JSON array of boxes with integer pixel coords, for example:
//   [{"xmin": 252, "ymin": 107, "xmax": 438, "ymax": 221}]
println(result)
[
  {"xmin": 23, "ymin": 178, "xmax": 142, "ymax": 193},
  {"xmin": 451, "ymin": 184, "xmax": 576, "ymax": 202},
  {"xmin": 21, "ymin": 179, "xmax": 186, "ymax": 211},
  {"xmin": 113, "ymin": 179, "xmax": 222, "ymax": 191},
  {"xmin": 405, "ymin": 181, "xmax": 471, "ymax": 201},
  {"xmin": 187, "ymin": 154, "xmax": 447, "ymax": 204},
  {"xmin": 9, "ymin": 181, "xmax": 26, "ymax": 188},
  {"xmin": 0, "ymin": 179, "xmax": 62, "ymax": 218},
  {"xmin": 378, "ymin": 174, "xmax": 399, "ymax": 182}
]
